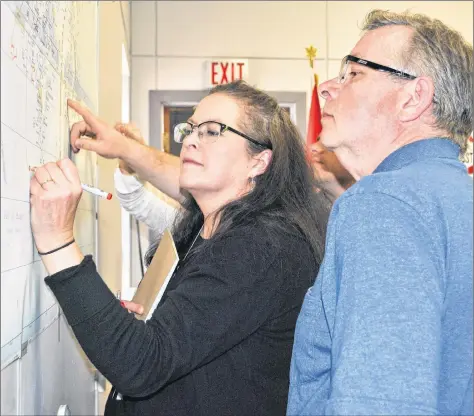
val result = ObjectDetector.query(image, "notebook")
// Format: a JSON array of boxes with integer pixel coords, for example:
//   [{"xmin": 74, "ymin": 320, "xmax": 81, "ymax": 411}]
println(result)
[{"xmin": 131, "ymin": 229, "xmax": 179, "ymax": 321}]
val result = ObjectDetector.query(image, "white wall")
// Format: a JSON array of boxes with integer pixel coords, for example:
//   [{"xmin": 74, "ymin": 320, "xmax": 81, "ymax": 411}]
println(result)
[{"xmin": 130, "ymin": 0, "xmax": 473, "ymax": 144}]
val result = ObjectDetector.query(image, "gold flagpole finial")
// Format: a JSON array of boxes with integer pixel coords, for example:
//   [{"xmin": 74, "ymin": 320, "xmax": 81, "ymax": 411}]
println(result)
[{"xmin": 305, "ymin": 45, "xmax": 317, "ymax": 69}]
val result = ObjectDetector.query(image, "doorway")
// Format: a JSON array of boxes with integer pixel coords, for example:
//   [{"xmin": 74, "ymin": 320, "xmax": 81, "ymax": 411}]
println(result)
[
  {"xmin": 150, "ymin": 90, "xmax": 307, "ymax": 153},
  {"xmin": 163, "ymin": 106, "xmax": 194, "ymax": 157}
]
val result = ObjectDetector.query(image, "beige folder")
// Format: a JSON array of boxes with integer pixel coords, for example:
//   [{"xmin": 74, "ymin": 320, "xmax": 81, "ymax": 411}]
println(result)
[{"xmin": 131, "ymin": 229, "xmax": 179, "ymax": 321}]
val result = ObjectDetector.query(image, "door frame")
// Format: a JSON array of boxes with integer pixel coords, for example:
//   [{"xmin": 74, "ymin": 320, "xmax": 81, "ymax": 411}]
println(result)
[{"xmin": 149, "ymin": 90, "xmax": 307, "ymax": 151}]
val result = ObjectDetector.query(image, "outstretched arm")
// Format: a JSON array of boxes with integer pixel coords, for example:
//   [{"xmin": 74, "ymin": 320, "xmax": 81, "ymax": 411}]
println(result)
[
  {"xmin": 120, "ymin": 140, "xmax": 183, "ymax": 203},
  {"xmin": 68, "ymin": 99, "xmax": 183, "ymax": 202}
]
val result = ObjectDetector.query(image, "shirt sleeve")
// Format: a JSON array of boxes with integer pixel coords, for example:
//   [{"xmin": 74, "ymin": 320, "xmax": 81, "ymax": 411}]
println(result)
[
  {"xmin": 114, "ymin": 168, "xmax": 177, "ymax": 241},
  {"xmin": 325, "ymin": 192, "xmax": 443, "ymax": 415},
  {"xmin": 44, "ymin": 232, "xmax": 285, "ymax": 398}
]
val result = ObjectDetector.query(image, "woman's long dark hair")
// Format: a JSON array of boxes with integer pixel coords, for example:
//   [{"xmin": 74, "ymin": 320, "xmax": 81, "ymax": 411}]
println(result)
[{"xmin": 145, "ymin": 80, "xmax": 330, "ymax": 266}]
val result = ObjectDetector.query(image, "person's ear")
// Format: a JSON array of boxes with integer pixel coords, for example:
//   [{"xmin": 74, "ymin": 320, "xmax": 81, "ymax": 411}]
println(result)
[
  {"xmin": 250, "ymin": 149, "xmax": 272, "ymax": 177},
  {"xmin": 398, "ymin": 76, "xmax": 435, "ymax": 122}
]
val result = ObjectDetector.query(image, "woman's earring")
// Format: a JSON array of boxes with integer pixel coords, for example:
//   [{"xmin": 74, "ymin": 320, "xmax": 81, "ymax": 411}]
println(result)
[{"xmin": 249, "ymin": 176, "xmax": 256, "ymax": 191}]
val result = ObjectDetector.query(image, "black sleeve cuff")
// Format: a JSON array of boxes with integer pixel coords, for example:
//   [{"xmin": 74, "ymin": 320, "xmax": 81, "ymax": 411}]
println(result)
[{"xmin": 44, "ymin": 255, "xmax": 117, "ymax": 327}]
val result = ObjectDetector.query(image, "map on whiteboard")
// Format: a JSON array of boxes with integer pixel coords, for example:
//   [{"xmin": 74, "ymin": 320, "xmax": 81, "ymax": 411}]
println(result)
[{"xmin": 1, "ymin": 0, "xmax": 99, "ymax": 369}]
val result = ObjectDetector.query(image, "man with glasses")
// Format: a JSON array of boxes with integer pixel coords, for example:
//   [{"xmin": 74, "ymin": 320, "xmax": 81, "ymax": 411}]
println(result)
[{"xmin": 287, "ymin": 9, "xmax": 473, "ymax": 416}]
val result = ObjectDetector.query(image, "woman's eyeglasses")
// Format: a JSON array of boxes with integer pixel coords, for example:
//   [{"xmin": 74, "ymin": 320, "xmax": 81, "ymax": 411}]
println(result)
[{"xmin": 174, "ymin": 121, "xmax": 272, "ymax": 149}]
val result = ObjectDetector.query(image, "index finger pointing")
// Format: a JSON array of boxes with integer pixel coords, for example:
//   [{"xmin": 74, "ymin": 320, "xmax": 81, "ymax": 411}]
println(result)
[{"xmin": 67, "ymin": 99, "xmax": 99, "ymax": 129}]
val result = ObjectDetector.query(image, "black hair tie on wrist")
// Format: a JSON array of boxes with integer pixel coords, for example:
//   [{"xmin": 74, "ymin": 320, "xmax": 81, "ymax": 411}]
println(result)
[{"xmin": 37, "ymin": 239, "xmax": 75, "ymax": 256}]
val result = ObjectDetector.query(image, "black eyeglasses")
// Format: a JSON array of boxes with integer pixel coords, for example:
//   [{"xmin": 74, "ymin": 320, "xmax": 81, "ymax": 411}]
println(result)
[
  {"xmin": 173, "ymin": 121, "xmax": 272, "ymax": 149},
  {"xmin": 338, "ymin": 54, "xmax": 416, "ymax": 84}
]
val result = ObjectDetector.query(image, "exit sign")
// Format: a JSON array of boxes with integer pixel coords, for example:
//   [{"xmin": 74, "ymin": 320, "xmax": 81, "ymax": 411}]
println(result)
[{"xmin": 206, "ymin": 60, "xmax": 249, "ymax": 88}]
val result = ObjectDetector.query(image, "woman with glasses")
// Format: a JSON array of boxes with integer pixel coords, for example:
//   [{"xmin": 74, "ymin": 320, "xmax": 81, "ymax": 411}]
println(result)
[{"xmin": 29, "ymin": 80, "xmax": 329, "ymax": 416}]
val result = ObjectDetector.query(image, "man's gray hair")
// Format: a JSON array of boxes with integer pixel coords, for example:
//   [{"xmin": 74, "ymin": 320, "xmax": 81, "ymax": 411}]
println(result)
[{"xmin": 362, "ymin": 9, "xmax": 473, "ymax": 153}]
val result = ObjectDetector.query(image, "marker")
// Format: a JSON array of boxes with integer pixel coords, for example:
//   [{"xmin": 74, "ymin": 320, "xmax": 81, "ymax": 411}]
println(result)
[{"xmin": 81, "ymin": 183, "xmax": 113, "ymax": 200}]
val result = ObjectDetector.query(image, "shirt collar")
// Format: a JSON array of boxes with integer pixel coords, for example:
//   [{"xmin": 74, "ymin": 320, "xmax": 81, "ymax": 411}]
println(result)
[{"xmin": 374, "ymin": 138, "xmax": 461, "ymax": 174}]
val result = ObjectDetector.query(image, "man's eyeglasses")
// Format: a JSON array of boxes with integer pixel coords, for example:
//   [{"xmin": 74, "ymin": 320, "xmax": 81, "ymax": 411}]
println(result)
[
  {"xmin": 338, "ymin": 55, "xmax": 416, "ymax": 84},
  {"xmin": 173, "ymin": 121, "xmax": 272, "ymax": 149}
]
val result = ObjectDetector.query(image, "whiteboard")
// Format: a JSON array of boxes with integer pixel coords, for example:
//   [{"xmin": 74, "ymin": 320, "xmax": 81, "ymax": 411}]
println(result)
[{"xmin": 1, "ymin": 1, "xmax": 99, "ymax": 414}]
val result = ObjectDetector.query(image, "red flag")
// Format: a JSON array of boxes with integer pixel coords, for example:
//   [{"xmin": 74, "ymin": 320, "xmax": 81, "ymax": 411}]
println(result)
[
  {"xmin": 307, "ymin": 77, "xmax": 322, "ymax": 146},
  {"xmin": 467, "ymin": 135, "xmax": 473, "ymax": 175}
]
